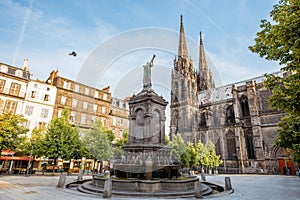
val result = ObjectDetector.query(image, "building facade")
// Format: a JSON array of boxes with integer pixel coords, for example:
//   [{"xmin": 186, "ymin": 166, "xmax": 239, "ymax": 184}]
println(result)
[
  {"xmin": 46, "ymin": 70, "xmax": 112, "ymax": 131},
  {"xmin": 110, "ymin": 97, "xmax": 130, "ymax": 141},
  {"xmin": 23, "ymin": 80, "xmax": 57, "ymax": 137},
  {"xmin": 169, "ymin": 16, "xmax": 295, "ymax": 174},
  {"xmin": 0, "ymin": 60, "xmax": 30, "ymax": 116}
]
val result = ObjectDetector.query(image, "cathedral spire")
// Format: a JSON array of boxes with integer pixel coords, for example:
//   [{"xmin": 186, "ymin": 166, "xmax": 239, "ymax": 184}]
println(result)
[
  {"xmin": 178, "ymin": 15, "xmax": 188, "ymax": 58},
  {"xmin": 198, "ymin": 32, "xmax": 215, "ymax": 91},
  {"xmin": 199, "ymin": 32, "xmax": 207, "ymax": 71}
]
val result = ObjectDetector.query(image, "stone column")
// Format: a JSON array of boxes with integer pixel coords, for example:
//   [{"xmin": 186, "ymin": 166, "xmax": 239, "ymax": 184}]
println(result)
[
  {"xmin": 246, "ymin": 81, "xmax": 264, "ymax": 160},
  {"xmin": 145, "ymin": 160, "xmax": 153, "ymax": 180},
  {"xmin": 232, "ymin": 84, "xmax": 246, "ymax": 173}
]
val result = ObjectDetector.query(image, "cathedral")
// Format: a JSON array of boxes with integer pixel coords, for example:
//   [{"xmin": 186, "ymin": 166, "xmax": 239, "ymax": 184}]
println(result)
[{"xmin": 169, "ymin": 16, "xmax": 297, "ymax": 175}]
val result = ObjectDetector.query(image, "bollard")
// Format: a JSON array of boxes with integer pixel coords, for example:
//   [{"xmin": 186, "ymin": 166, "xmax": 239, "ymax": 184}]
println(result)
[
  {"xmin": 200, "ymin": 172, "xmax": 206, "ymax": 182},
  {"xmin": 194, "ymin": 181, "xmax": 203, "ymax": 198},
  {"xmin": 225, "ymin": 177, "xmax": 232, "ymax": 190},
  {"xmin": 57, "ymin": 174, "xmax": 66, "ymax": 188},
  {"xmin": 77, "ymin": 170, "xmax": 83, "ymax": 181},
  {"xmin": 103, "ymin": 179, "xmax": 112, "ymax": 198}
]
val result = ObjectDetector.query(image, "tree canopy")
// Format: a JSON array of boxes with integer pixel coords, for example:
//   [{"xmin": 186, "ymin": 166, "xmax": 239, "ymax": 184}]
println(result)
[
  {"xmin": 82, "ymin": 121, "xmax": 112, "ymax": 162},
  {"xmin": 169, "ymin": 134, "xmax": 222, "ymax": 169},
  {"xmin": 0, "ymin": 113, "xmax": 28, "ymax": 153},
  {"xmin": 249, "ymin": 0, "xmax": 300, "ymax": 163},
  {"xmin": 42, "ymin": 109, "xmax": 81, "ymax": 161}
]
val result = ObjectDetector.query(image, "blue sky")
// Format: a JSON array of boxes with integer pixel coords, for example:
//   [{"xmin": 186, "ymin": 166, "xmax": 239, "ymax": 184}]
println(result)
[{"xmin": 0, "ymin": 0, "xmax": 280, "ymax": 99}]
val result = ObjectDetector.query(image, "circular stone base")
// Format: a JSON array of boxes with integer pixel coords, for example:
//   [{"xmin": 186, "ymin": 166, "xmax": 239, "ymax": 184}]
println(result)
[{"xmin": 75, "ymin": 176, "xmax": 215, "ymax": 197}]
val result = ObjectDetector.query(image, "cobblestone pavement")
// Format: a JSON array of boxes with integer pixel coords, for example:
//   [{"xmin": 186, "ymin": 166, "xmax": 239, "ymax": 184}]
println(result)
[{"xmin": 0, "ymin": 174, "xmax": 299, "ymax": 200}]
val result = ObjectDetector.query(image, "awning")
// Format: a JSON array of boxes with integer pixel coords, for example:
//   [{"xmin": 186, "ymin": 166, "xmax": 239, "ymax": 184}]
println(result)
[
  {"xmin": 1, "ymin": 150, "xmax": 15, "ymax": 156},
  {"xmin": 0, "ymin": 157, "xmax": 35, "ymax": 161}
]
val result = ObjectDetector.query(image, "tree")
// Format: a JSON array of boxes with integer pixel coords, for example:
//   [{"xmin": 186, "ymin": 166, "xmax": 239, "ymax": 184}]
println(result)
[
  {"xmin": 170, "ymin": 134, "xmax": 190, "ymax": 167},
  {"xmin": 249, "ymin": 0, "xmax": 300, "ymax": 163},
  {"xmin": 19, "ymin": 125, "xmax": 47, "ymax": 156},
  {"xmin": 114, "ymin": 130, "xmax": 128, "ymax": 157},
  {"xmin": 0, "ymin": 113, "xmax": 28, "ymax": 153},
  {"xmin": 186, "ymin": 142, "xmax": 199, "ymax": 168},
  {"xmin": 206, "ymin": 141, "xmax": 222, "ymax": 171},
  {"xmin": 42, "ymin": 109, "xmax": 80, "ymax": 171},
  {"xmin": 196, "ymin": 141, "xmax": 209, "ymax": 170},
  {"xmin": 82, "ymin": 121, "xmax": 112, "ymax": 171}
]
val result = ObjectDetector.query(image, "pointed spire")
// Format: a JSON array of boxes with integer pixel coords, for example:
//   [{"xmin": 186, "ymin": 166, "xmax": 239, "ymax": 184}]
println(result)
[
  {"xmin": 178, "ymin": 15, "xmax": 188, "ymax": 58},
  {"xmin": 199, "ymin": 32, "xmax": 207, "ymax": 71}
]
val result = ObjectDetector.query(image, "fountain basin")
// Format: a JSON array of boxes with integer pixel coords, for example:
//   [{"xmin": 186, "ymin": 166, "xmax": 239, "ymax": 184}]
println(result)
[{"xmin": 76, "ymin": 175, "xmax": 215, "ymax": 197}]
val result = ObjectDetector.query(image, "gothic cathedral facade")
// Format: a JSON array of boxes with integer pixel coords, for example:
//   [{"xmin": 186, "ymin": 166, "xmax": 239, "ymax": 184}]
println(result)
[{"xmin": 170, "ymin": 16, "xmax": 296, "ymax": 174}]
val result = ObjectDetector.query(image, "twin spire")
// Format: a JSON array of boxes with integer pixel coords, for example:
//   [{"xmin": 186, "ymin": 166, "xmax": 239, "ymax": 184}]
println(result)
[
  {"xmin": 177, "ymin": 15, "xmax": 215, "ymax": 91},
  {"xmin": 178, "ymin": 15, "xmax": 189, "ymax": 59}
]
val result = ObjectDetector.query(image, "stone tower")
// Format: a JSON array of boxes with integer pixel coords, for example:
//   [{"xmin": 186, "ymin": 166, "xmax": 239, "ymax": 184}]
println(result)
[{"xmin": 170, "ymin": 16, "xmax": 199, "ymax": 143}]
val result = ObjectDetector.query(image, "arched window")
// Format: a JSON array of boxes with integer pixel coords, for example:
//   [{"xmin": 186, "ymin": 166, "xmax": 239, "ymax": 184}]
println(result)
[
  {"xmin": 245, "ymin": 128, "xmax": 255, "ymax": 159},
  {"xmin": 199, "ymin": 112, "xmax": 206, "ymax": 127},
  {"xmin": 215, "ymin": 138, "xmax": 222, "ymax": 158},
  {"xmin": 175, "ymin": 111, "xmax": 179, "ymax": 134},
  {"xmin": 226, "ymin": 105, "xmax": 235, "ymax": 125},
  {"xmin": 240, "ymin": 96, "xmax": 250, "ymax": 117},
  {"xmin": 181, "ymin": 79, "xmax": 185, "ymax": 101},
  {"xmin": 226, "ymin": 131, "xmax": 237, "ymax": 160},
  {"xmin": 174, "ymin": 81, "xmax": 178, "ymax": 97}
]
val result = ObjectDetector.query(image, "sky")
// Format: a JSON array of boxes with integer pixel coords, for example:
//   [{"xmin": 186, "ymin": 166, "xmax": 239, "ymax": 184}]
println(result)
[{"xmin": 0, "ymin": 0, "xmax": 281, "ymax": 100}]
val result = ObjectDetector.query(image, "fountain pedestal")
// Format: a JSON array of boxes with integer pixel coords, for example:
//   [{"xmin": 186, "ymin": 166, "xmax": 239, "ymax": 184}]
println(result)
[{"xmin": 114, "ymin": 89, "xmax": 179, "ymax": 179}]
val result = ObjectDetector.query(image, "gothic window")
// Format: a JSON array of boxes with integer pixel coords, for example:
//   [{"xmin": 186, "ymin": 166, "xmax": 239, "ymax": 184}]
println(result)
[
  {"xmin": 226, "ymin": 105, "xmax": 235, "ymax": 125},
  {"xmin": 174, "ymin": 111, "xmax": 179, "ymax": 134},
  {"xmin": 181, "ymin": 79, "xmax": 185, "ymax": 101},
  {"xmin": 226, "ymin": 131, "xmax": 237, "ymax": 160},
  {"xmin": 199, "ymin": 111, "xmax": 206, "ymax": 127},
  {"xmin": 245, "ymin": 129, "xmax": 255, "ymax": 159},
  {"xmin": 215, "ymin": 138, "xmax": 222, "ymax": 157},
  {"xmin": 240, "ymin": 95, "xmax": 250, "ymax": 117}
]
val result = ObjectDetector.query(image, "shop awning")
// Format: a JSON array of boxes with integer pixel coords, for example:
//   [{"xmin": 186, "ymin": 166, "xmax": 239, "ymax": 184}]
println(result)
[{"xmin": 0, "ymin": 157, "xmax": 35, "ymax": 161}]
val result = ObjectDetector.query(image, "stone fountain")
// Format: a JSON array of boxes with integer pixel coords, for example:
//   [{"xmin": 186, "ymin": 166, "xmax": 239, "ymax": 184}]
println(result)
[{"xmin": 73, "ymin": 55, "xmax": 223, "ymax": 197}]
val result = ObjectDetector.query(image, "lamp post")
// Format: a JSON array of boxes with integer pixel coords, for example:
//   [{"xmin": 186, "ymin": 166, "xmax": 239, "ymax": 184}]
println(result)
[{"xmin": 26, "ymin": 144, "xmax": 34, "ymax": 176}]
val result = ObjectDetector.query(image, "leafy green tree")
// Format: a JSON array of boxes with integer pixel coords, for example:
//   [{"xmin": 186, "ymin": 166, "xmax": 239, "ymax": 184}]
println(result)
[
  {"xmin": 186, "ymin": 142, "xmax": 199, "ymax": 168},
  {"xmin": 82, "ymin": 121, "xmax": 112, "ymax": 170},
  {"xmin": 206, "ymin": 141, "xmax": 222, "ymax": 170},
  {"xmin": 249, "ymin": 0, "xmax": 300, "ymax": 163},
  {"xmin": 170, "ymin": 134, "xmax": 190, "ymax": 167},
  {"xmin": 0, "ymin": 113, "xmax": 28, "ymax": 153},
  {"xmin": 114, "ymin": 130, "xmax": 128, "ymax": 156},
  {"xmin": 196, "ymin": 141, "xmax": 209, "ymax": 169},
  {"xmin": 42, "ymin": 109, "xmax": 80, "ymax": 171},
  {"xmin": 19, "ymin": 125, "xmax": 47, "ymax": 156}
]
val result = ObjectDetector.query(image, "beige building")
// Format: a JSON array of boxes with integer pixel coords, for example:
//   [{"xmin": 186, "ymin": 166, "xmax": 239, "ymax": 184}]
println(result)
[
  {"xmin": 46, "ymin": 70, "xmax": 111, "ymax": 131},
  {"xmin": 0, "ymin": 60, "xmax": 30, "ymax": 115},
  {"xmin": 110, "ymin": 97, "xmax": 130, "ymax": 140}
]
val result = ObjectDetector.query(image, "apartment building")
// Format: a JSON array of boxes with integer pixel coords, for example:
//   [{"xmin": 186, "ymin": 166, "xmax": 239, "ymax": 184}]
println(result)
[
  {"xmin": 46, "ymin": 70, "xmax": 111, "ymax": 131},
  {"xmin": 110, "ymin": 97, "xmax": 130, "ymax": 140}
]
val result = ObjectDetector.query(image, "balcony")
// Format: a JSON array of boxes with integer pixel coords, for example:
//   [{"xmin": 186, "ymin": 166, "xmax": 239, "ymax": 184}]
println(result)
[{"xmin": 0, "ymin": 88, "xmax": 26, "ymax": 98}]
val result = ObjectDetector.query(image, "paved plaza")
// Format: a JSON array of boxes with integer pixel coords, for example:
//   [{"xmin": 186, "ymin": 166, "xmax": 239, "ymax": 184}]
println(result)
[{"xmin": 0, "ymin": 174, "xmax": 299, "ymax": 200}]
